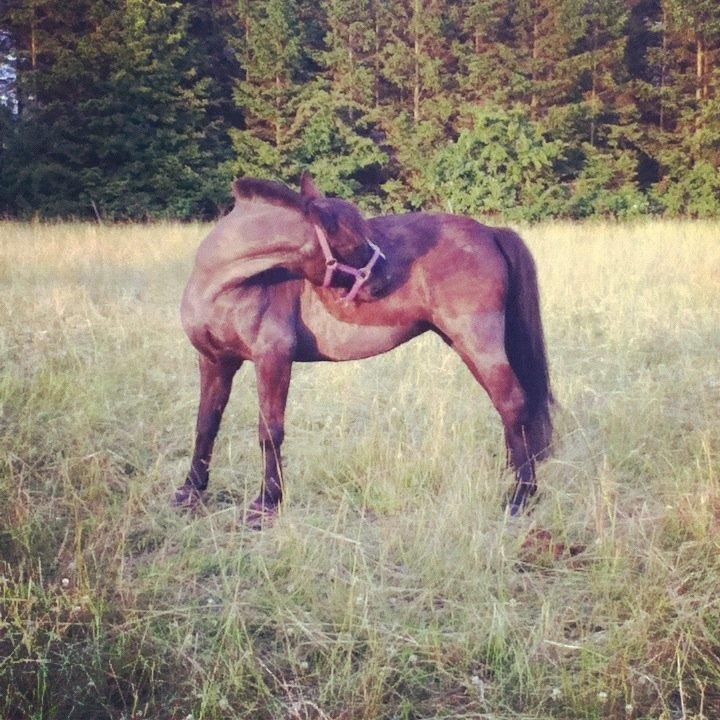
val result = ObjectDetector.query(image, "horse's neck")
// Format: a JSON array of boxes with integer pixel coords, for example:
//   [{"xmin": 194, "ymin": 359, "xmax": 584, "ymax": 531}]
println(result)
[
  {"xmin": 208, "ymin": 203, "xmax": 312, "ymax": 271},
  {"xmin": 227, "ymin": 201, "xmax": 311, "ymax": 258},
  {"xmin": 190, "ymin": 202, "xmax": 313, "ymax": 302}
]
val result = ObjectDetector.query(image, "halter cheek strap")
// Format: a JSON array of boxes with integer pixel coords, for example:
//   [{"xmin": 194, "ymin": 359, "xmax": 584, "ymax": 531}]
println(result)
[{"xmin": 314, "ymin": 225, "xmax": 385, "ymax": 302}]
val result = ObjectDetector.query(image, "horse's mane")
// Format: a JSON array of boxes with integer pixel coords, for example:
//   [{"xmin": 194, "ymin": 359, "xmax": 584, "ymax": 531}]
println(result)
[{"xmin": 231, "ymin": 178, "xmax": 305, "ymax": 211}]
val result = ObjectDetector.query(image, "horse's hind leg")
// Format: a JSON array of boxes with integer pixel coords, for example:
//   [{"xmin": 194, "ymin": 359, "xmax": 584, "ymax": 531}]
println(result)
[
  {"xmin": 441, "ymin": 312, "xmax": 536, "ymax": 515},
  {"xmin": 173, "ymin": 354, "xmax": 241, "ymax": 508},
  {"xmin": 244, "ymin": 353, "xmax": 292, "ymax": 528}
]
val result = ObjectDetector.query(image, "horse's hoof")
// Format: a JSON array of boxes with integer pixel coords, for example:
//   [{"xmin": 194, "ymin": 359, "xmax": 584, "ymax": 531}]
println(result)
[
  {"xmin": 171, "ymin": 484, "xmax": 205, "ymax": 510},
  {"xmin": 243, "ymin": 500, "xmax": 278, "ymax": 530},
  {"xmin": 502, "ymin": 490, "xmax": 524, "ymax": 517}
]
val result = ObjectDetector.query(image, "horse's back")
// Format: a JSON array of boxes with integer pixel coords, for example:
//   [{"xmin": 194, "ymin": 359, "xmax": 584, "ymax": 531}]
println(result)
[
  {"xmin": 294, "ymin": 212, "xmax": 512, "ymax": 360},
  {"xmin": 370, "ymin": 211, "xmax": 510, "ymax": 317}
]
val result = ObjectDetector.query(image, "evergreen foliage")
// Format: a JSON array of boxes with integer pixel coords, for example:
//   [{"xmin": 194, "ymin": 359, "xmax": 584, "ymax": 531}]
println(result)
[
  {"xmin": 0, "ymin": 0, "xmax": 234, "ymax": 219},
  {"xmin": 569, "ymin": 145, "xmax": 649, "ymax": 218},
  {"xmin": 430, "ymin": 106, "xmax": 564, "ymax": 220},
  {"xmin": 0, "ymin": 0, "xmax": 719, "ymax": 220}
]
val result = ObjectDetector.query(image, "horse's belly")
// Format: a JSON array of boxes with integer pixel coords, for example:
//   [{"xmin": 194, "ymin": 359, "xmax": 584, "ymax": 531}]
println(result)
[{"xmin": 296, "ymin": 286, "xmax": 424, "ymax": 361}]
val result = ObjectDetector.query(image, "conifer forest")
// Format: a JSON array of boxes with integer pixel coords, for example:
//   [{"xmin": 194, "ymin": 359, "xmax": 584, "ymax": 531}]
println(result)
[{"xmin": 1, "ymin": 0, "xmax": 719, "ymax": 221}]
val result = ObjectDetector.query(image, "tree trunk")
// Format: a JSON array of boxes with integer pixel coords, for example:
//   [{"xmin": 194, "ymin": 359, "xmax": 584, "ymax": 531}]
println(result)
[
  {"xmin": 530, "ymin": 15, "xmax": 538, "ymax": 119},
  {"xmin": 590, "ymin": 27, "xmax": 598, "ymax": 147},
  {"xmin": 29, "ymin": 14, "xmax": 37, "ymax": 106},
  {"xmin": 30, "ymin": 23, "xmax": 36, "ymax": 71},
  {"xmin": 705, "ymin": 55, "xmax": 711, "ymax": 101},
  {"xmin": 696, "ymin": 37, "xmax": 703, "ymax": 102},
  {"xmin": 275, "ymin": 74, "xmax": 281, "ymax": 148},
  {"xmin": 244, "ymin": 15, "xmax": 251, "ymax": 83},
  {"xmin": 413, "ymin": 0, "xmax": 421, "ymax": 124},
  {"xmin": 348, "ymin": 35, "xmax": 355, "ymax": 120},
  {"xmin": 659, "ymin": 7, "xmax": 666, "ymax": 132},
  {"xmin": 374, "ymin": 7, "xmax": 380, "ymax": 108}
]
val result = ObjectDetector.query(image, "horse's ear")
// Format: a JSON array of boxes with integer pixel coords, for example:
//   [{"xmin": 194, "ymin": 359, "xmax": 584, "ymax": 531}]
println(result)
[
  {"xmin": 300, "ymin": 172, "xmax": 323, "ymax": 201},
  {"xmin": 306, "ymin": 200, "xmax": 339, "ymax": 236},
  {"xmin": 302, "ymin": 173, "xmax": 338, "ymax": 234}
]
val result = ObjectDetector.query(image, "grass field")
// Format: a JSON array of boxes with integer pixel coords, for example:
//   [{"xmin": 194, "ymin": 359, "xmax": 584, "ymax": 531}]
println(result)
[{"xmin": 1, "ymin": 219, "xmax": 719, "ymax": 720}]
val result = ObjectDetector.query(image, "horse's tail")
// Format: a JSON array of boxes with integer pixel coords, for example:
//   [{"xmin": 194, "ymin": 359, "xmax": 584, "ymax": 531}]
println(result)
[{"xmin": 493, "ymin": 228, "xmax": 553, "ymax": 460}]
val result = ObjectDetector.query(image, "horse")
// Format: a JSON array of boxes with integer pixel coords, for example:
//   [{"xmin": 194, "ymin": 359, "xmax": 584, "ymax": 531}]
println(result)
[{"xmin": 176, "ymin": 174, "xmax": 553, "ymax": 527}]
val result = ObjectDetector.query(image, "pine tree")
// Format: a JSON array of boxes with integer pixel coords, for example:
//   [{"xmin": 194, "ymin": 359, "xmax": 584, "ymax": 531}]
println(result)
[
  {"xmin": 286, "ymin": 88, "xmax": 387, "ymax": 206},
  {"xmin": 82, "ymin": 0, "xmax": 233, "ymax": 219},
  {"xmin": 0, "ymin": 29, "xmax": 18, "ymax": 114},
  {"xmin": 649, "ymin": 1, "xmax": 720, "ymax": 215},
  {"xmin": 546, "ymin": 0, "xmax": 630, "ymax": 149},
  {"xmin": 182, "ymin": 0, "xmax": 244, "ymax": 163},
  {"xmin": 285, "ymin": 0, "xmax": 387, "ymax": 205},
  {"xmin": 373, "ymin": 0, "xmax": 454, "ymax": 209},
  {"xmin": 0, "ymin": 0, "xmax": 94, "ymax": 215},
  {"xmin": 454, "ymin": 0, "xmax": 511, "ymax": 107},
  {"xmin": 429, "ymin": 105, "xmax": 565, "ymax": 220},
  {"xmin": 0, "ymin": 0, "xmax": 233, "ymax": 218},
  {"xmin": 231, "ymin": 0, "xmax": 308, "ymax": 182},
  {"xmin": 320, "ymin": 0, "xmax": 376, "ymax": 110},
  {"xmin": 377, "ymin": 0, "xmax": 446, "ymax": 124},
  {"xmin": 664, "ymin": 0, "xmax": 720, "ymax": 108},
  {"xmin": 510, "ymin": 0, "xmax": 566, "ymax": 117}
]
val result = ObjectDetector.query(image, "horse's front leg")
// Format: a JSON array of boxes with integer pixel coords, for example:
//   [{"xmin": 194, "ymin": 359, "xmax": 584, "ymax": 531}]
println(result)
[
  {"xmin": 173, "ymin": 354, "xmax": 241, "ymax": 508},
  {"xmin": 244, "ymin": 353, "xmax": 292, "ymax": 528}
]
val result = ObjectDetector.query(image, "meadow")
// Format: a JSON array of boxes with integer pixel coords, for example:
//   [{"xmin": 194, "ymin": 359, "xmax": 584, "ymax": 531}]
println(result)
[{"xmin": 0, "ymin": 219, "xmax": 719, "ymax": 719}]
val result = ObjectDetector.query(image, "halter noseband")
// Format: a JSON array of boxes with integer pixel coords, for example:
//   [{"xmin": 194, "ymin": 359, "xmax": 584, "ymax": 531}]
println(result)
[{"xmin": 314, "ymin": 225, "xmax": 385, "ymax": 302}]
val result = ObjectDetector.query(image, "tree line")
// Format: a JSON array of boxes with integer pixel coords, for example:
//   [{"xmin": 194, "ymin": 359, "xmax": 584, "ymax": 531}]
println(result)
[{"xmin": 1, "ymin": 0, "xmax": 719, "ymax": 221}]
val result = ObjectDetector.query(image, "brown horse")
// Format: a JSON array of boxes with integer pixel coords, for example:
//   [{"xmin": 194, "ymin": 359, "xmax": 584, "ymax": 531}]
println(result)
[{"xmin": 176, "ymin": 174, "xmax": 552, "ymax": 527}]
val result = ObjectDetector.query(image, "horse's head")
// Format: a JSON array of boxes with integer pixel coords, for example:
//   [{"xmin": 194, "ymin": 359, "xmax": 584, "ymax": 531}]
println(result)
[{"xmin": 300, "ymin": 173, "xmax": 391, "ymax": 302}]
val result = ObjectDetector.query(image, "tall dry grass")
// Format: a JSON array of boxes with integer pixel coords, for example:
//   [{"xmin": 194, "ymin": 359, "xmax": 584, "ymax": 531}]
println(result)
[{"xmin": 0, "ymin": 219, "xmax": 719, "ymax": 719}]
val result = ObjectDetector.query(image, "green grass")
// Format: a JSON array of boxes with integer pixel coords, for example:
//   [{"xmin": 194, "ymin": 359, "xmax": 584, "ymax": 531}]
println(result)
[{"xmin": 1, "ymin": 219, "xmax": 719, "ymax": 719}]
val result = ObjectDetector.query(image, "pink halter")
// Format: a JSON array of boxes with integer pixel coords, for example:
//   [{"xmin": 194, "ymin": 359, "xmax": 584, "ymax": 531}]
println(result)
[{"xmin": 315, "ymin": 225, "xmax": 385, "ymax": 302}]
